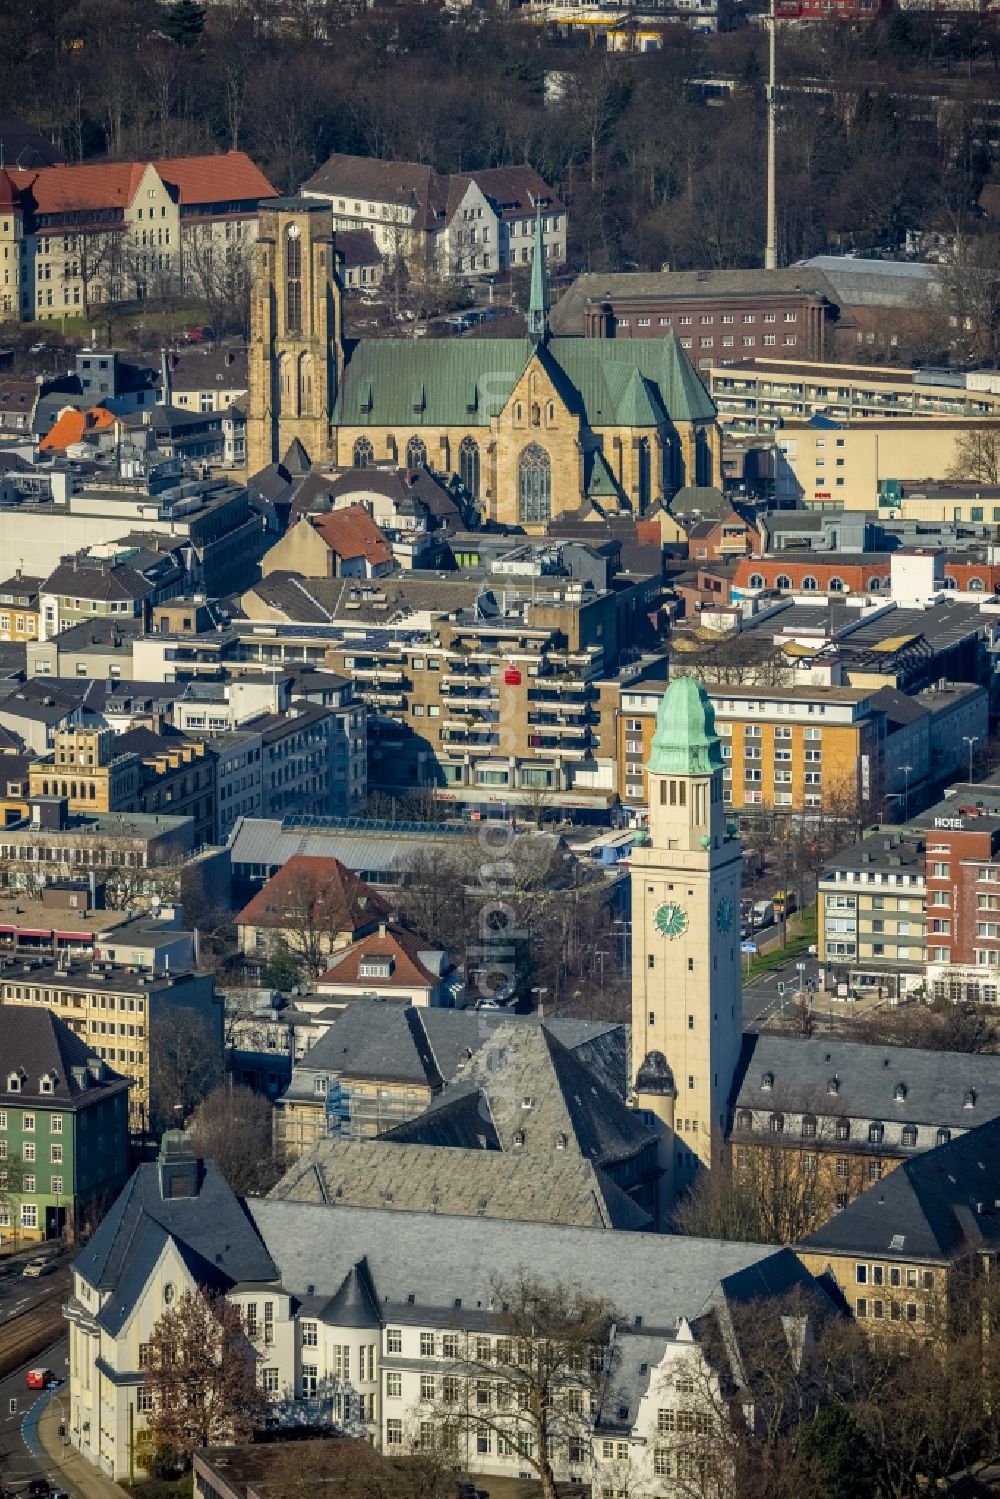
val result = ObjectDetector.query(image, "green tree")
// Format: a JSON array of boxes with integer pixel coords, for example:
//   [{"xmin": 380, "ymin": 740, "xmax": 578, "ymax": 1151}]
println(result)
[
  {"xmin": 796, "ymin": 1407, "xmax": 878, "ymax": 1499},
  {"xmin": 262, "ymin": 941, "xmax": 301, "ymax": 991},
  {"xmin": 158, "ymin": 0, "xmax": 205, "ymax": 47}
]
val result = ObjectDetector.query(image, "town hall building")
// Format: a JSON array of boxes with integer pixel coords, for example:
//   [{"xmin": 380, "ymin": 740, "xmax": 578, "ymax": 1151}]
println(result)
[{"xmin": 246, "ymin": 198, "xmax": 721, "ymax": 528}]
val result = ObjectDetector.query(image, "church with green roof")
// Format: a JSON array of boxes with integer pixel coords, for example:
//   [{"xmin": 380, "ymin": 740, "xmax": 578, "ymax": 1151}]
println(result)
[{"xmin": 247, "ymin": 199, "xmax": 721, "ymax": 528}]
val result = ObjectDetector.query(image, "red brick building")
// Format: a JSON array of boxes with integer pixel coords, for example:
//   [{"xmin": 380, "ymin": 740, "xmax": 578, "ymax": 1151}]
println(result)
[
  {"xmin": 776, "ymin": 0, "xmax": 888, "ymax": 18},
  {"xmin": 733, "ymin": 555, "xmax": 891, "ymax": 595},
  {"xmin": 923, "ymin": 812, "xmax": 1000, "ymax": 971},
  {"xmin": 687, "ymin": 507, "xmax": 761, "ymax": 562}
]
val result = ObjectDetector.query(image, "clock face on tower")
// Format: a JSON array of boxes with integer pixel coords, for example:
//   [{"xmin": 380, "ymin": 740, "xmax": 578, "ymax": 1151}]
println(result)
[
  {"xmin": 716, "ymin": 896, "xmax": 734, "ymax": 933},
  {"xmin": 654, "ymin": 900, "xmax": 688, "ymax": 939}
]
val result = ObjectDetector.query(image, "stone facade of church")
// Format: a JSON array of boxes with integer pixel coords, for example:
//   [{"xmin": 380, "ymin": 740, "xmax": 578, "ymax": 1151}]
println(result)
[{"xmin": 247, "ymin": 199, "xmax": 721, "ymax": 529}]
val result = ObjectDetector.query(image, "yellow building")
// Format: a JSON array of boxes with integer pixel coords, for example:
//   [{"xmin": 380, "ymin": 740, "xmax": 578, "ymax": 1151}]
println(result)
[
  {"xmin": 0, "ymin": 573, "xmax": 40, "ymax": 642},
  {"xmin": 247, "ymin": 199, "xmax": 721, "ymax": 526},
  {"xmin": 619, "ymin": 676, "xmax": 884, "ymax": 816},
  {"xmin": 773, "ymin": 419, "xmax": 1000, "ymax": 510},
  {"xmin": 817, "ymin": 829, "xmax": 927, "ymax": 998},
  {"xmin": 29, "ymin": 728, "xmax": 140, "ymax": 813}
]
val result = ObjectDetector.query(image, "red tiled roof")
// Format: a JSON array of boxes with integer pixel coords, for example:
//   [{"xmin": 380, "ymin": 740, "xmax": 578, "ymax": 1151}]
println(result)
[
  {"xmin": 0, "ymin": 168, "xmax": 17, "ymax": 213},
  {"xmin": 39, "ymin": 405, "xmax": 116, "ymax": 453},
  {"xmin": 235, "ymin": 855, "xmax": 390, "ymax": 935},
  {"xmin": 317, "ymin": 923, "xmax": 444, "ymax": 990},
  {"xmin": 8, "ymin": 151, "xmax": 276, "ymax": 217},
  {"xmin": 308, "ymin": 506, "xmax": 393, "ymax": 566}
]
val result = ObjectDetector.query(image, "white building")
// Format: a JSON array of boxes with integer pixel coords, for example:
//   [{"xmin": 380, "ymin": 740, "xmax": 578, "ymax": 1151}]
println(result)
[{"xmin": 65, "ymin": 1135, "xmax": 836, "ymax": 1487}]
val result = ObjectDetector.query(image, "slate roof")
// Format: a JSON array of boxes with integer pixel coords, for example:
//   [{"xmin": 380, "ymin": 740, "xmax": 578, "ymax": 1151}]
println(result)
[
  {"xmin": 334, "ymin": 228, "xmax": 382, "ymax": 269},
  {"xmin": 75, "ymin": 1157, "xmax": 278, "ymax": 1335},
  {"xmin": 732, "ymin": 1034, "xmax": 1000, "ymax": 1131},
  {"xmin": 800, "ymin": 1115, "xmax": 1000, "ymax": 1264},
  {"xmin": 244, "ymin": 572, "xmax": 490, "ymax": 626},
  {"xmin": 41, "ymin": 559, "xmax": 153, "ymax": 602},
  {"xmin": 0, "ymin": 114, "xmax": 64, "ymax": 170},
  {"xmin": 246, "ymin": 1196, "xmax": 811, "ymax": 1335},
  {"xmin": 385, "ymin": 1020, "xmax": 656, "ymax": 1168},
  {"xmin": 333, "ymin": 331, "xmax": 715, "ymax": 430},
  {"xmin": 0, "ymin": 1007, "xmax": 129, "ymax": 1108},
  {"xmin": 267, "ymin": 1137, "xmax": 651, "ymax": 1231},
  {"xmin": 444, "ymin": 165, "xmax": 565, "ymax": 223},
  {"xmin": 870, "ymin": 685, "xmax": 932, "ymax": 733},
  {"xmin": 163, "ymin": 346, "xmax": 248, "ymax": 393},
  {"xmin": 302, "ymin": 154, "xmax": 447, "ymax": 231},
  {"xmin": 799, "ymin": 255, "xmax": 943, "ymax": 310}
]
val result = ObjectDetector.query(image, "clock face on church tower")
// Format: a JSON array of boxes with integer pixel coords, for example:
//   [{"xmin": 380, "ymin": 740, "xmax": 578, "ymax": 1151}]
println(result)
[
  {"xmin": 716, "ymin": 896, "xmax": 734, "ymax": 933},
  {"xmin": 654, "ymin": 900, "xmax": 688, "ymax": 939}
]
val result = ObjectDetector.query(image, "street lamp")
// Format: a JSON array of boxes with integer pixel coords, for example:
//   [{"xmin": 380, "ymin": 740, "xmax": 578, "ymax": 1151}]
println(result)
[
  {"xmin": 530, "ymin": 986, "xmax": 548, "ymax": 1017},
  {"xmin": 964, "ymin": 736, "xmax": 980, "ymax": 785},
  {"xmin": 900, "ymin": 763, "xmax": 912, "ymax": 823}
]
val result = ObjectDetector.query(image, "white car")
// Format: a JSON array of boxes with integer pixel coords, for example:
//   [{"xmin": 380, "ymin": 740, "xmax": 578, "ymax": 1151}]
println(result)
[{"xmin": 22, "ymin": 1258, "xmax": 54, "ymax": 1278}]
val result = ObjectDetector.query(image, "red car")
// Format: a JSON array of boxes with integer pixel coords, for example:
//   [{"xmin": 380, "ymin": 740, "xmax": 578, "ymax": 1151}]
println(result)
[{"xmin": 26, "ymin": 1368, "xmax": 56, "ymax": 1390}]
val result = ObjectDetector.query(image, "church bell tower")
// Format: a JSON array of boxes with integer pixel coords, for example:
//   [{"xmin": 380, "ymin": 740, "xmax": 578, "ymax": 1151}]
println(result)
[
  {"xmin": 631, "ymin": 677, "xmax": 743, "ymax": 1199},
  {"xmin": 246, "ymin": 197, "xmax": 344, "ymax": 474}
]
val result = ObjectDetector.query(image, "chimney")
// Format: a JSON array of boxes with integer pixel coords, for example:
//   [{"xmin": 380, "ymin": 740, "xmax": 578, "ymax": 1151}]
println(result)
[{"xmin": 160, "ymin": 348, "xmax": 172, "ymax": 405}]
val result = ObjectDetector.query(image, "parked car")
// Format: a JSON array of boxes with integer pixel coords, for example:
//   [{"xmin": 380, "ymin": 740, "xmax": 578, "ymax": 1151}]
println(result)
[
  {"xmin": 25, "ymin": 1369, "xmax": 57, "ymax": 1390},
  {"xmin": 22, "ymin": 1257, "xmax": 55, "ymax": 1278}
]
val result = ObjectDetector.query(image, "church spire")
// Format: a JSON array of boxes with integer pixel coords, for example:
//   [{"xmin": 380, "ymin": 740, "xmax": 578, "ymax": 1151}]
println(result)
[{"xmin": 528, "ymin": 201, "xmax": 549, "ymax": 344}]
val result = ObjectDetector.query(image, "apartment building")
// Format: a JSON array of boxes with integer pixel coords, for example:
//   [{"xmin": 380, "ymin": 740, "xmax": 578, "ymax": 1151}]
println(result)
[
  {"xmin": 66, "ymin": 1134, "xmax": 831, "ymax": 1486},
  {"xmin": 241, "ymin": 563, "xmax": 658, "ymax": 819},
  {"xmin": 0, "ymin": 1007, "xmax": 129, "ymax": 1244},
  {"xmin": 619, "ymin": 674, "xmax": 884, "ymax": 817},
  {"xmin": 27, "ymin": 727, "xmax": 217, "ymax": 845},
  {"xmin": 0, "ymin": 955, "xmax": 218, "ymax": 1131},
  {"xmin": 300, "ymin": 156, "xmax": 566, "ymax": 279},
  {"xmin": 817, "ymin": 830, "xmax": 927, "ymax": 999},
  {"xmin": 710, "ymin": 359, "xmax": 1000, "ymax": 437},
  {"xmin": 0, "ymin": 152, "xmax": 277, "ymax": 323},
  {"xmin": 0, "ymin": 573, "xmax": 41, "ymax": 642},
  {"xmin": 773, "ymin": 420, "xmax": 1000, "ymax": 510}
]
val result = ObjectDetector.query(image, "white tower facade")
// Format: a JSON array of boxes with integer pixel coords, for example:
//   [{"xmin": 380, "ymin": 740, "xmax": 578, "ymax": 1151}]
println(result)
[{"xmin": 631, "ymin": 677, "xmax": 743, "ymax": 1200}]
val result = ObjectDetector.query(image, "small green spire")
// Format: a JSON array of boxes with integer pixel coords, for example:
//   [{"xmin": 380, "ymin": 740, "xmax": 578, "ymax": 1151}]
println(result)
[
  {"xmin": 528, "ymin": 201, "xmax": 549, "ymax": 344},
  {"xmin": 647, "ymin": 677, "xmax": 723, "ymax": 776}
]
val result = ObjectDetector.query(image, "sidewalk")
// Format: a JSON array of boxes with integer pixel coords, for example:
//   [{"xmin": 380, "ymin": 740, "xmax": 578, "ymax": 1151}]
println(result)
[{"xmin": 36, "ymin": 1394, "xmax": 131, "ymax": 1499}]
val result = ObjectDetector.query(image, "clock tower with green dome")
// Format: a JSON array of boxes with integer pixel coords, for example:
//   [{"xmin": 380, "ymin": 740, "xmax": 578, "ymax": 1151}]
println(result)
[{"xmin": 632, "ymin": 675, "xmax": 743, "ymax": 1204}]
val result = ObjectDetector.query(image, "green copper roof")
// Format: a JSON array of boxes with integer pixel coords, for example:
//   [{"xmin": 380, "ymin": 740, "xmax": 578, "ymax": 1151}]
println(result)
[
  {"xmin": 647, "ymin": 676, "xmax": 723, "ymax": 776},
  {"xmin": 528, "ymin": 204, "xmax": 550, "ymax": 343},
  {"xmin": 586, "ymin": 447, "xmax": 619, "ymax": 498},
  {"xmin": 333, "ymin": 333, "xmax": 716, "ymax": 431}
]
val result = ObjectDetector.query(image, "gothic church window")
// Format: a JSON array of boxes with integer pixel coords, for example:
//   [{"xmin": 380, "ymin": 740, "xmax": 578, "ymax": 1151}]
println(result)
[
  {"xmin": 459, "ymin": 436, "xmax": 480, "ymax": 500},
  {"xmin": 285, "ymin": 226, "xmax": 302, "ymax": 334},
  {"xmin": 354, "ymin": 438, "xmax": 374, "ymax": 468},
  {"xmin": 406, "ymin": 436, "xmax": 427, "ymax": 471},
  {"xmin": 518, "ymin": 443, "xmax": 551, "ymax": 524}
]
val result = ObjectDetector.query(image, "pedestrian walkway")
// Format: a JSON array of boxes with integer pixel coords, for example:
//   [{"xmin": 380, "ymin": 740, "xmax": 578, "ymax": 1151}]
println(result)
[{"xmin": 35, "ymin": 1394, "xmax": 131, "ymax": 1499}]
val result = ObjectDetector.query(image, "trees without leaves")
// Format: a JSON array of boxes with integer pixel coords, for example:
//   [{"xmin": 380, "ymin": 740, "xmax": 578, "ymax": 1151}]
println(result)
[
  {"xmin": 186, "ymin": 1083, "xmax": 278, "ymax": 1197},
  {"xmin": 427, "ymin": 1273, "xmax": 614, "ymax": 1499},
  {"xmin": 142, "ymin": 1287, "xmax": 267, "ymax": 1462},
  {"xmin": 149, "ymin": 1008, "xmax": 223, "ymax": 1134}
]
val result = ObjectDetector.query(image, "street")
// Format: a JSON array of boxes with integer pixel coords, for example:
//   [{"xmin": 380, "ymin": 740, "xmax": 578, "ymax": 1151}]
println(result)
[
  {"xmin": 0, "ymin": 1258, "xmax": 70, "ymax": 1327},
  {"xmin": 0, "ymin": 1333, "xmax": 70, "ymax": 1496},
  {"xmin": 744, "ymin": 953, "xmax": 822, "ymax": 1029}
]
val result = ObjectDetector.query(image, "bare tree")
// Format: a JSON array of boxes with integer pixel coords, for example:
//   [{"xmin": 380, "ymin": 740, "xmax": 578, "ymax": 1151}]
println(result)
[
  {"xmin": 142, "ymin": 1287, "xmax": 267, "ymax": 1465},
  {"xmin": 186, "ymin": 1084, "xmax": 278, "ymax": 1196},
  {"xmin": 181, "ymin": 224, "xmax": 256, "ymax": 337},
  {"xmin": 149, "ymin": 1009, "xmax": 223, "ymax": 1134},
  {"xmin": 0, "ymin": 1154, "xmax": 27, "ymax": 1246},
  {"xmin": 670, "ymin": 631, "xmax": 787, "ymax": 689},
  {"xmin": 946, "ymin": 425, "xmax": 1000, "ymax": 485},
  {"xmin": 428, "ymin": 1273, "xmax": 615, "ymax": 1499}
]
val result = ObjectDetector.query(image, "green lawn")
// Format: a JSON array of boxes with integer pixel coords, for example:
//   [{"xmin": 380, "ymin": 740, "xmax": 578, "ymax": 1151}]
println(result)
[{"xmin": 744, "ymin": 904, "xmax": 817, "ymax": 984}]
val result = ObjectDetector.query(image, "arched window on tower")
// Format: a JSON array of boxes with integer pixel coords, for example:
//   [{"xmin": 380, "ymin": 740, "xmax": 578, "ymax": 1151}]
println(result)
[
  {"xmin": 277, "ymin": 352, "xmax": 292, "ymax": 414},
  {"xmin": 298, "ymin": 353, "xmax": 313, "ymax": 412},
  {"xmin": 518, "ymin": 443, "xmax": 551, "ymax": 524},
  {"xmin": 285, "ymin": 226, "xmax": 302, "ymax": 334},
  {"xmin": 353, "ymin": 437, "xmax": 374, "ymax": 469},
  {"xmin": 406, "ymin": 435, "xmax": 427, "ymax": 471},
  {"xmin": 459, "ymin": 436, "xmax": 480, "ymax": 500},
  {"xmin": 637, "ymin": 437, "xmax": 651, "ymax": 513}
]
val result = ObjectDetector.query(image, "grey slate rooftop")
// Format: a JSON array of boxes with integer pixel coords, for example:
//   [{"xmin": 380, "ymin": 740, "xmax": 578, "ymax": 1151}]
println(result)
[
  {"xmin": 733, "ymin": 1034, "xmax": 1000, "ymax": 1132},
  {"xmin": 0, "ymin": 1006, "xmax": 129, "ymax": 1108},
  {"xmin": 800, "ymin": 1115, "xmax": 1000, "ymax": 1264}
]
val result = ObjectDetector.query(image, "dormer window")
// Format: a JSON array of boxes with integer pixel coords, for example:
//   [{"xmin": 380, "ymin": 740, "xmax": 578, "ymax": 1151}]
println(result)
[
  {"xmin": 522, "ymin": 1097, "xmax": 535, "ymax": 1111},
  {"xmin": 39, "ymin": 1075, "xmax": 54, "ymax": 1094},
  {"xmin": 359, "ymin": 957, "xmax": 393, "ymax": 980},
  {"xmin": 761, "ymin": 1072, "xmax": 774, "ymax": 1091},
  {"xmin": 827, "ymin": 1077, "xmax": 840, "ymax": 1096},
  {"xmin": 964, "ymin": 1090, "xmax": 977, "ymax": 1109},
  {"xmin": 512, "ymin": 1130, "xmax": 525, "ymax": 1148},
  {"xmin": 894, "ymin": 1083, "xmax": 907, "ymax": 1102},
  {"xmin": 6, "ymin": 1072, "xmax": 20, "ymax": 1092},
  {"xmin": 555, "ymin": 1132, "xmax": 568, "ymax": 1150}
]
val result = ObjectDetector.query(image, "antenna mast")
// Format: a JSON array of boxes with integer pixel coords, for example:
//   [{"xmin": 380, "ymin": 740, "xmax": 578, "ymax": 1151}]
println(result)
[{"xmin": 765, "ymin": 0, "xmax": 778, "ymax": 271}]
